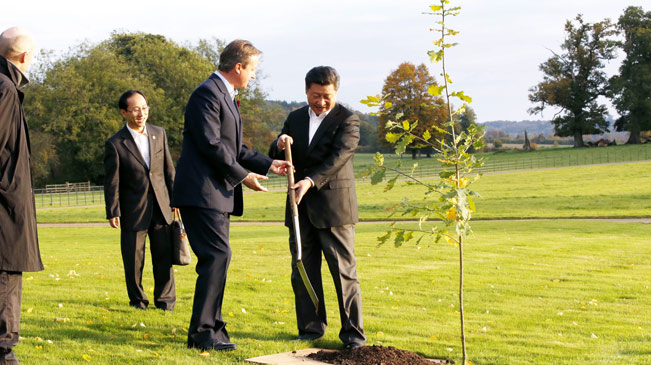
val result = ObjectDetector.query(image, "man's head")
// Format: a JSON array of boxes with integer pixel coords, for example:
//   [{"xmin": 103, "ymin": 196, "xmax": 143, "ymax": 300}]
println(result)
[
  {"xmin": 0, "ymin": 27, "xmax": 35, "ymax": 74},
  {"xmin": 119, "ymin": 90, "xmax": 149, "ymax": 132},
  {"xmin": 218, "ymin": 40, "xmax": 261, "ymax": 89},
  {"xmin": 305, "ymin": 66, "xmax": 339, "ymax": 116}
]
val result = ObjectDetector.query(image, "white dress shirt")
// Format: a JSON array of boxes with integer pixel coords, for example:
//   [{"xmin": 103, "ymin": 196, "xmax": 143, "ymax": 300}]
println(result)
[
  {"xmin": 126, "ymin": 123, "xmax": 150, "ymax": 169},
  {"xmin": 214, "ymin": 71, "xmax": 238, "ymax": 101},
  {"xmin": 308, "ymin": 107, "xmax": 332, "ymax": 145}
]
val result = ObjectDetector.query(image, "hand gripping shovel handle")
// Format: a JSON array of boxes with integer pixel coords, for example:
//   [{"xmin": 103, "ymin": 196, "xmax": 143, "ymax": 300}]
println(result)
[{"xmin": 284, "ymin": 137, "xmax": 320, "ymax": 312}]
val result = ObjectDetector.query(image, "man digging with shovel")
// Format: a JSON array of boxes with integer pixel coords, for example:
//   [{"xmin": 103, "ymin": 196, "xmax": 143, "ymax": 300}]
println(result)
[{"xmin": 269, "ymin": 66, "xmax": 366, "ymax": 349}]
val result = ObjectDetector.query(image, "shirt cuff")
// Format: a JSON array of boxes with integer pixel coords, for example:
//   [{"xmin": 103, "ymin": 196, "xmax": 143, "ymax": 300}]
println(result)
[{"xmin": 305, "ymin": 177, "xmax": 315, "ymax": 188}]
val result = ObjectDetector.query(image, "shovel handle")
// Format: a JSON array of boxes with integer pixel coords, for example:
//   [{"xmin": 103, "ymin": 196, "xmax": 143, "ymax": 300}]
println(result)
[{"xmin": 284, "ymin": 136, "xmax": 299, "ymax": 218}]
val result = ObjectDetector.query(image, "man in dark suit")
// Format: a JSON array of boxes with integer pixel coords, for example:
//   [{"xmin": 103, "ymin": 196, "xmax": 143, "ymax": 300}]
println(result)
[
  {"xmin": 172, "ymin": 40, "xmax": 290, "ymax": 352},
  {"xmin": 0, "ymin": 26, "xmax": 43, "ymax": 364},
  {"xmin": 269, "ymin": 66, "xmax": 366, "ymax": 348},
  {"xmin": 104, "ymin": 90, "xmax": 176, "ymax": 311}
]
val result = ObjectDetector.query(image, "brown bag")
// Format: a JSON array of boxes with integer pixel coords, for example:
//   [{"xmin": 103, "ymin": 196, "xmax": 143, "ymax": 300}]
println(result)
[{"xmin": 170, "ymin": 210, "xmax": 191, "ymax": 266}]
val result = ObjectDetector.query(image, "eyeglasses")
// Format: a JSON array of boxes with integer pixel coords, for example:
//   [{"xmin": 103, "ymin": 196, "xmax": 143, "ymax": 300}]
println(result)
[{"xmin": 127, "ymin": 106, "xmax": 150, "ymax": 114}]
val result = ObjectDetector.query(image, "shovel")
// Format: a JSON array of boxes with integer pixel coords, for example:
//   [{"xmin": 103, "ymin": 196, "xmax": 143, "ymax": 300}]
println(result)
[{"xmin": 284, "ymin": 137, "xmax": 320, "ymax": 313}]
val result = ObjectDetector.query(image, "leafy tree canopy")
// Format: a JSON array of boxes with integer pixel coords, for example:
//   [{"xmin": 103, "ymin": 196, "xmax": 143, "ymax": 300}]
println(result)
[
  {"xmin": 528, "ymin": 15, "xmax": 617, "ymax": 147},
  {"xmin": 608, "ymin": 6, "xmax": 651, "ymax": 144},
  {"xmin": 378, "ymin": 62, "xmax": 449, "ymax": 151}
]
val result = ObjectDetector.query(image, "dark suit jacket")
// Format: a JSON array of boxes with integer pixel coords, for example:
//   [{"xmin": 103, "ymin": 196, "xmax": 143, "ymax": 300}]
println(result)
[
  {"xmin": 0, "ymin": 56, "xmax": 43, "ymax": 272},
  {"xmin": 269, "ymin": 104, "xmax": 360, "ymax": 228},
  {"xmin": 172, "ymin": 74, "xmax": 272, "ymax": 216},
  {"xmin": 104, "ymin": 124, "xmax": 175, "ymax": 231}
]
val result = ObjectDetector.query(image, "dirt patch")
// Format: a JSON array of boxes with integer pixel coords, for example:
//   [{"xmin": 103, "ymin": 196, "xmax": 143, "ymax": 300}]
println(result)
[{"xmin": 307, "ymin": 345, "xmax": 453, "ymax": 365}]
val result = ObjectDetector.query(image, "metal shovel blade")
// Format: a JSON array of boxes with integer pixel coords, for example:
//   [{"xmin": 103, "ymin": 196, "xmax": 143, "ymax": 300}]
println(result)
[{"xmin": 293, "ymin": 216, "xmax": 319, "ymax": 312}]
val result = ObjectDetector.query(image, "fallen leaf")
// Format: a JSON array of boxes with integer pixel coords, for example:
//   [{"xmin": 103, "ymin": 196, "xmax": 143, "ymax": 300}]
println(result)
[
  {"xmin": 36, "ymin": 345, "xmax": 43, "ymax": 350},
  {"xmin": 241, "ymin": 308, "xmax": 247, "ymax": 313},
  {"xmin": 27, "ymin": 307, "xmax": 33, "ymax": 313},
  {"xmin": 228, "ymin": 312, "xmax": 234, "ymax": 317},
  {"xmin": 55, "ymin": 317, "xmax": 69, "ymax": 322},
  {"xmin": 144, "ymin": 334, "xmax": 151, "ymax": 339},
  {"xmin": 100, "ymin": 307, "xmax": 108, "ymax": 312},
  {"xmin": 199, "ymin": 351, "xmax": 210, "ymax": 357},
  {"xmin": 82, "ymin": 354, "xmax": 91, "ymax": 362},
  {"xmin": 140, "ymin": 322, "xmax": 146, "ymax": 327}
]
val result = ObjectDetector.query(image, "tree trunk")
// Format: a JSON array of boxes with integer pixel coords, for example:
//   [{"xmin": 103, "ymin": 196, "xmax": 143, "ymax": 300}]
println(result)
[
  {"xmin": 626, "ymin": 125, "xmax": 641, "ymax": 144},
  {"xmin": 573, "ymin": 131, "xmax": 584, "ymax": 147}
]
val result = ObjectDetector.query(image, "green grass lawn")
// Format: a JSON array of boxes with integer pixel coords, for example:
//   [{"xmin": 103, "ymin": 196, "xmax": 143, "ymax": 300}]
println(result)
[
  {"xmin": 17, "ymin": 220, "xmax": 651, "ymax": 364},
  {"xmin": 37, "ymin": 161, "xmax": 651, "ymax": 223}
]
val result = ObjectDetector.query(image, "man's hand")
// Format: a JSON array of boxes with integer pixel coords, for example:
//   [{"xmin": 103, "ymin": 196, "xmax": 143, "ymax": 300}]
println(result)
[
  {"xmin": 109, "ymin": 217, "xmax": 120, "ymax": 229},
  {"xmin": 291, "ymin": 178, "xmax": 313, "ymax": 205},
  {"xmin": 270, "ymin": 159, "xmax": 292, "ymax": 176},
  {"xmin": 242, "ymin": 172, "xmax": 269, "ymax": 192},
  {"xmin": 277, "ymin": 134, "xmax": 293, "ymax": 151}
]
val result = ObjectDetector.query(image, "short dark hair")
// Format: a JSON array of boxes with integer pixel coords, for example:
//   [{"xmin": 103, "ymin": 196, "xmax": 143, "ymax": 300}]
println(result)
[
  {"xmin": 305, "ymin": 66, "xmax": 340, "ymax": 90},
  {"xmin": 218, "ymin": 40, "xmax": 261, "ymax": 72},
  {"xmin": 118, "ymin": 90, "xmax": 147, "ymax": 110}
]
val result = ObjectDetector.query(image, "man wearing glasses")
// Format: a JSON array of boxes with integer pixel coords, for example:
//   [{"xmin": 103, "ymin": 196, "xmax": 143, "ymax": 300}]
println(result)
[{"xmin": 104, "ymin": 90, "xmax": 177, "ymax": 311}]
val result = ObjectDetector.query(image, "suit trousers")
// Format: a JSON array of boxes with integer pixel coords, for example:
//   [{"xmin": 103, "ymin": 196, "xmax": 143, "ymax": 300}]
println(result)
[
  {"xmin": 0, "ymin": 270, "xmax": 21, "ymax": 364},
  {"xmin": 289, "ymin": 209, "xmax": 366, "ymax": 346},
  {"xmin": 180, "ymin": 207, "xmax": 231, "ymax": 346},
  {"xmin": 120, "ymin": 203, "xmax": 175, "ymax": 310}
]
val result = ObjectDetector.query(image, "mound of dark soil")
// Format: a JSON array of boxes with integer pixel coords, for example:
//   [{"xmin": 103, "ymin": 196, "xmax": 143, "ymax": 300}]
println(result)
[{"xmin": 307, "ymin": 345, "xmax": 453, "ymax": 365}]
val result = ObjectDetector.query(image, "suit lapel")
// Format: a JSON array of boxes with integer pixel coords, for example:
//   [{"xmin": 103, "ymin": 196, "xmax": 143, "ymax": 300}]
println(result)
[
  {"xmin": 148, "ymin": 127, "xmax": 158, "ymax": 170},
  {"xmin": 211, "ymin": 74, "xmax": 242, "ymax": 151},
  {"xmin": 120, "ymin": 127, "xmax": 148, "ymax": 170},
  {"xmin": 307, "ymin": 104, "xmax": 340, "ymax": 155},
  {"xmin": 294, "ymin": 107, "xmax": 310, "ymax": 155}
]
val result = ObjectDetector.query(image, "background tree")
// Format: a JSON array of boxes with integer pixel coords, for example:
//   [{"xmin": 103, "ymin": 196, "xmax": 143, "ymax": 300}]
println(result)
[
  {"xmin": 455, "ymin": 105, "xmax": 477, "ymax": 133},
  {"xmin": 608, "ymin": 6, "xmax": 651, "ymax": 144},
  {"xmin": 378, "ymin": 62, "xmax": 448, "ymax": 158},
  {"xmin": 528, "ymin": 15, "xmax": 617, "ymax": 147}
]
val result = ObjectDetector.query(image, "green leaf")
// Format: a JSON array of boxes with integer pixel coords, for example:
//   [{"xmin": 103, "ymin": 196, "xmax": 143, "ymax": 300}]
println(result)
[
  {"xmin": 373, "ymin": 152, "xmax": 384, "ymax": 166},
  {"xmin": 377, "ymin": 231, "xmax": 392, "ymax": 246},
  {"xmin": 404, "ymin": 231, "xmax": 414, "ymax": 242},
  {"xmin": 451, "ymin": 91, "xmax": 473, "ymax": 103},
  {"xmin": 394, "ymin": 230, "xmax": 405, "ymax": 247},
  {"xmin": 384, "ymin": 175, "xmax": 398, "ymax": 192},
  {"xmin": 386, "ymin": 132, "xmax": 401, "ymax": 144},
  {"xmin": 428, "ymin": 84, "xmax": 444, "ymax": 96},
  {"xmin": 428, "ymin": 49, "xmax": 444, "ymax": 63},
  {"xmin": 370, "ymin": 169, "xmax": 386, "ymax": 185},
  {"xmin": 423, "ymin": 130, "xmax": 432, "ymax": 141}
]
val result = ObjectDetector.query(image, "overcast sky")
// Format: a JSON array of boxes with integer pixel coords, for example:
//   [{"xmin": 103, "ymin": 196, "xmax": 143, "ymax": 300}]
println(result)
[{"xmin": 2, "ymin": 0, "xmax": 647, "ymax": 122}]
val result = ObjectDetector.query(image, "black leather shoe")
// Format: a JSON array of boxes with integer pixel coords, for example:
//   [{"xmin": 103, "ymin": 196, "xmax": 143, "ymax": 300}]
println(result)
[
  {"xmin": 296, "ymin": 333, "xmax": 324, "ymax": 341},
  {"xmin": 345, "ymin": 342, "xmax": 364, "ymax": 349},
  {"xmin": 189, "ymin": 341, "xmax": 237, "ymax": 351}
]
